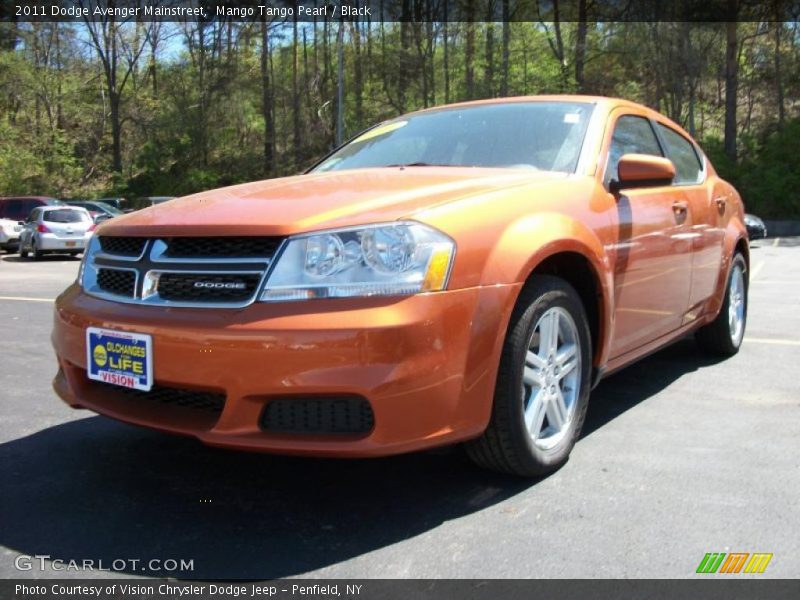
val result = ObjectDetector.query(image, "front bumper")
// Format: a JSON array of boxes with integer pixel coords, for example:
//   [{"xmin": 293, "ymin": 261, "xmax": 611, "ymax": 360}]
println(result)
[
  {"xmin": 52, "ymin": 283, "xmax": 518, "ymax": 457},
  {"xmin": 1, "ymin": 236, "xmax": 19, "ymax": 250}
]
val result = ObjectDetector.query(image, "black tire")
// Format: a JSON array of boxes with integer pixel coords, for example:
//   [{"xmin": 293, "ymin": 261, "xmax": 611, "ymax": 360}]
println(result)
[
  {"xmin": 465, "ymin": 276, "xmax": 593, "ymax": 477},
  {"xmin": 695, "ymin": 252, "xmax": 748, "ymax": 356},
  {"xmin": 19, "ymin": 244, "xmax": 28, "ymax": 258},
  {"xmin": 32, "ymin": 240, "xmax": 43, "ymax": 260}
]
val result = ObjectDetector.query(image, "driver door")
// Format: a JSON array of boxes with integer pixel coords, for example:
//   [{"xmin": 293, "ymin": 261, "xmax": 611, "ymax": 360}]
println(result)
[{"xmin": 603, "ymin": 111, "xmax": 694, "ymax": 359}]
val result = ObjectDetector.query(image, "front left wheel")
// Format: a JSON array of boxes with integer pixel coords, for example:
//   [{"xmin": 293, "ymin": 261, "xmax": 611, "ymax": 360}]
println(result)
[{"xmin": 465, "ymin": 276, "xmax": 592, "ymax": 477}]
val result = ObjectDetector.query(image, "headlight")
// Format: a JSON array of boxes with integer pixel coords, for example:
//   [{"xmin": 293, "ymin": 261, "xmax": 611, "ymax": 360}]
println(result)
[{"xmin": 260, "ymin": 222, "xmax": 455, "ymax": 302}]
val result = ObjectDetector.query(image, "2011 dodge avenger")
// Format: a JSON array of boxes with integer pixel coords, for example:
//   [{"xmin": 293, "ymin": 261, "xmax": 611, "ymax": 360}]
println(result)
[{"xmin": 51, "ymin": 96, "xmax": 748, "ymax": 476}]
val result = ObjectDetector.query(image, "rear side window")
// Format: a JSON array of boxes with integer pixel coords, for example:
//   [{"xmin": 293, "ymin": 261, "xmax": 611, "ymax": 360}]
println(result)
[
  {"xmin": 606, "ymin": 116, "xmax": 663, "ymax": 185},
  {"xmin": 43, "ymin": 209, "xmax": 89, "ymax": 223},
  {"xmin": 657, "ymin": 124, "xmax": 703, "ymax": 184}
]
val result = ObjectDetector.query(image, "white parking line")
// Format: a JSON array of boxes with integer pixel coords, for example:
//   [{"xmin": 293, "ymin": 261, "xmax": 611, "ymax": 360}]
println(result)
[
  {"xmin": 0, "ymin": 296, "xmax": 54, "ymax": 303},
  {"xmin": 750, "ymin": 260, "xmax": 765, "ymax": 281},
  {"xmin": 745, "ymin": 337, "xmax": 800, "ymax": 346},
  {"xmin": 772, "ymin": 237, "xmax": 781, "ymax": 247}
]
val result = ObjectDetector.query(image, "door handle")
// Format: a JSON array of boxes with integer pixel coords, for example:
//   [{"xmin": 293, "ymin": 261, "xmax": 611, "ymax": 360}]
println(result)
[{"xmin": 672, "ymin": 201, "xmax": 688, "ymax": 214}]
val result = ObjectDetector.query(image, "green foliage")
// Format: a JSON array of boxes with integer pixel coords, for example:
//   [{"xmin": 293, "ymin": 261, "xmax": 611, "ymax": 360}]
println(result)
[
  {"xmin": 0, "ymin": 21, "xmax": 799, "ymax": 218},
  {"xmin": 738, "ymin": 119, "xmax": 800, "ymax": 218}
]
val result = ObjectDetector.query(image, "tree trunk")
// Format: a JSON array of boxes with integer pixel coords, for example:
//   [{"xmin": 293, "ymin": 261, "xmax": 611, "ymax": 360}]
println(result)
[
  {"xmin": 484, "ymin": 20, "xmax": 495, "ymax": 98},
  {"xmin": 575, "ymin": 0, "xmax": 588, "ymax": 93},
  {"xmin": 292, "ymin": 15, "xmax": 302, "ymax": 169},
  {"xmin": 501, "ymin": 1, "xmax": 510, "ymax": 96},
  {"xmin": 443, "ymin": 15, "xmax": 450, "ymax": 103},
  {"xmin": 466, "ymin": 12, "xmax": 476, "ymax": 99},
  {"xmin": 352, "ymin": 21, "xmax": 363, "ymax": 128},
  {"xmin": 110, "ymin": 92, "xmax": 123, "ymax": 174},
  {"xmin": 260, "ymin": 19, "xmax": 274, "ymax": 177},
  {"xmin": 724, "ymin": 19, "xmax": 738, "ymax": 162},
  {"xmin": 774, "ymin": 21, "xmax": 785, "ymax": 125}
]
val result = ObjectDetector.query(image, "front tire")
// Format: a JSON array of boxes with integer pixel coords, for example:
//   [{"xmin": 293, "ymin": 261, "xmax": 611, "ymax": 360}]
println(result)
[
  {"xmin": 466, "ymin": 276, "xmax": 592, "ymax": 477},
  {"xmin": 695, "ymin": 252, "xmax": 748, "ymax": 356}
]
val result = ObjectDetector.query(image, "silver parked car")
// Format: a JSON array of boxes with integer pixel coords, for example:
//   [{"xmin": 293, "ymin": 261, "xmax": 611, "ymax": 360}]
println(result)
[{"xmin": 19, "ymin": 206, "xmax": 95, "ymax": 259}]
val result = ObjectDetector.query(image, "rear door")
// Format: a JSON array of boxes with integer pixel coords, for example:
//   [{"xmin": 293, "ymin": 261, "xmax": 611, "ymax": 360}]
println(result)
[
  {"xmin": 602, "ymin": 111, "xmax": 693, "ymax": 359},
  {"xmin": 654, "ymin": 122, "xmax": 724, "ymax": 321}
]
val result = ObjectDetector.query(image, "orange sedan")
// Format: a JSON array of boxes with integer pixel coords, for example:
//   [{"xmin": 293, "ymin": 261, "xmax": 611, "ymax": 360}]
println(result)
[{"xmin": 51, "ymin": 96, "xmax": 748, "ymax": 476}]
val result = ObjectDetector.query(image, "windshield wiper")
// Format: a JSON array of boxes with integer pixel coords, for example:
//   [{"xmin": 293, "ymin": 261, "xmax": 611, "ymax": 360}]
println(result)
[{"xmin": 384, "ymin": 162, "xmax": 452, "ymax": 168}]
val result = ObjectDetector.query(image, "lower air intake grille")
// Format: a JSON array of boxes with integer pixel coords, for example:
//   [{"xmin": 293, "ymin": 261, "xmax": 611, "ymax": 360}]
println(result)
[
  {"xmin": 97, "ymin": 268, "xmax": 136, "ymax": 297},
  {"xmin": 103, "ymin": 383, "xmax": 225, "ymax": 413},
  {"xmin": 261, "ymin": 397, "xmax": 375, "ymax": 435},
  {"xmin": 157, "ymin": 272, "xmax": 261, "ymax": 302}
]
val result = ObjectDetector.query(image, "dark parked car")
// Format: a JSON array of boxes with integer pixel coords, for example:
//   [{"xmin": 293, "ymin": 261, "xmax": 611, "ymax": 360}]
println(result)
[
  {"xmin": 744, "ymin": 214, "xmax": 767, "ymax": 240},
  {"xmin": 0, "ymin": 196, "xmax": 62, "ymax": 222},
  {"xmin": 66, "ymin": 200, "xmax": 125, "ymax": 223},
  {"xmin": 128, "ymin": 196, "xmax": 176, "ymax": 211},
  {"xmin": 95, "ymin": 197, "xmax": 128, "ymax": 211}
]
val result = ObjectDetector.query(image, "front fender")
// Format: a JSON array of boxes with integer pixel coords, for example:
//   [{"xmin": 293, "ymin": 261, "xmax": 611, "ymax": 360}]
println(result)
[{"xmin": 482, "ymin": 212, "xmax": 615, "ymax": 365}]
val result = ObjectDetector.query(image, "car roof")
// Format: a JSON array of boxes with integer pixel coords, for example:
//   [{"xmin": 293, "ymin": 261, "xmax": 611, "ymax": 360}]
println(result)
[
  {"xmin": 40, "ymin": 205, "xmax": 88, "ymax": 212},
  {"xmin": 0, "ymin": 196, "xmax": 60, "ymax": 202}
]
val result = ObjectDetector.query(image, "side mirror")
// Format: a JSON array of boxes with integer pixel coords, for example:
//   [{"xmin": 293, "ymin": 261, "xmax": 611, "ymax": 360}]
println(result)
[{"xmin": 612, "ymin": 154, "xmax": 675, "ymax": 192}]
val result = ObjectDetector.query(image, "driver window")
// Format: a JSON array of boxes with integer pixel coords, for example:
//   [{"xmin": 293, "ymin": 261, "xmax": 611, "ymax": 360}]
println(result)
[{"xmin": 606, "ymin": 116, "xmax": 663, "ymax": 186}]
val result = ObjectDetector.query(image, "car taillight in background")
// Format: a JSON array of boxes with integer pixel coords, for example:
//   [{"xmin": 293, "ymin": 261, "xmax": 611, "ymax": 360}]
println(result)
[
  {"xmin": 88, "ymin": 223, "xmax": 97, "ymax": 232},
  {"xmin": 37, "ymin": 223, "xmax": 51, "ymax": 233}
]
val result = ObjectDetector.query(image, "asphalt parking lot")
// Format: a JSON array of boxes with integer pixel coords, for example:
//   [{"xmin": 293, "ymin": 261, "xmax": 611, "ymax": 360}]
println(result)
[{"xmin": 1, "ymin": 239, "xmax": 798, "ymax": 580}]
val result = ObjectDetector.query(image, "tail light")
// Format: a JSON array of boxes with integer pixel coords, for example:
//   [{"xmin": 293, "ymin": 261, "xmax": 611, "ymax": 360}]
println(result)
[
  {"xmin": 37, "ymin": 223, "xmax": 51, "ymax": 233},
  {"xmin": 88, "ymin": 223, "xmax": 97, "ymax": 232}
]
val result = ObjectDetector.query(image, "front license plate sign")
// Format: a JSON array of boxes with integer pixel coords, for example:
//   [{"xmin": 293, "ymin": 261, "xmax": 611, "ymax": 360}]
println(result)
[{"xmin": 86, "ymin": 327, "xmax": 153, "ymax": 391}]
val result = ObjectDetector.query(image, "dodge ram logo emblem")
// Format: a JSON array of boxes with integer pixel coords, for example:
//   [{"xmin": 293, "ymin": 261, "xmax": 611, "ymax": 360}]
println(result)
[{"xmin": 193, "ymin": 281, "xmax": 247, "ymax": 290}]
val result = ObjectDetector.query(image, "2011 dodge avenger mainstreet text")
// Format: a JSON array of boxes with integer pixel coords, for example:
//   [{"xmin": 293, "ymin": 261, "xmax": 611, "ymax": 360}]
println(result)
[{"xmin": 51, "ymin": 96, "xmax": 748, "ymax": 476}]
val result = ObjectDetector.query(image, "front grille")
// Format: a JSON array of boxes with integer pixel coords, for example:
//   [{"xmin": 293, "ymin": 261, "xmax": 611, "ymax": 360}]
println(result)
[
  {"xmin": 95, "ymin": 381, "xmax": 225, "ymax": 413},
  {"xmin": 86, "ymin": 235, "xmax": 284, "ymax": 306},
  {"xmin": 99, "ymin": 236, "xmax": 147, "ymax": 257},
  {"xmin": 165, "ymin": 237, "xmax": 283, "ymax": 259},
  {"xmin": 97, "ymin": 268, "xmax": 136, "ymax": 297},
  {"xmin": 261, "ymin": 397, "xmax": 375, "ymax": 435},
  {"xmin": 157, "ymin": 273, "xmax": 262, "ymax": 302}
]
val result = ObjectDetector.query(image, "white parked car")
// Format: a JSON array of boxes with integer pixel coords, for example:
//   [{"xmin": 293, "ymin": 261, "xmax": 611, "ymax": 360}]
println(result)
[
  {"xmin": 0, "ymin": 217, "xmax": 23, "ymax": 252},
  {"xmin": 19, "ymin": 206, "xmax": 95, "ymax": 259}
]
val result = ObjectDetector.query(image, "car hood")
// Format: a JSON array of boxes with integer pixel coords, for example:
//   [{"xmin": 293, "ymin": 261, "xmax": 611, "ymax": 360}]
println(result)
[{"xmin": 100, "ymin": 168, "xmax": 567, "ymax": 237}]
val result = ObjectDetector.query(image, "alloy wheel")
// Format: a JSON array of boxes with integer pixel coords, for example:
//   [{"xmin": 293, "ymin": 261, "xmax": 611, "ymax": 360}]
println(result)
[
  {"xmin": 521, "ymin": 307, "xmax": 582, "ymax": 450},
  {"xmin": 728, "ymin": 264, "xmax": 746, "ymax": 346}
]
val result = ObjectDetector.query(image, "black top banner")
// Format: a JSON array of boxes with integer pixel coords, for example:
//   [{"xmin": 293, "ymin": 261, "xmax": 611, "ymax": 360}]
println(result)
[{"xmin": 2, "ymin": 0, "xmax": 799, "ymax": 23}]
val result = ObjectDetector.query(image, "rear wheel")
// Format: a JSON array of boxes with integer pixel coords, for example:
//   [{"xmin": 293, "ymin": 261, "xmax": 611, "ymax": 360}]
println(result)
[
  {"xmin": 465, "ymin": 276, "xmax": 592, "ymax": 477},
  {"xmin": 695, "ymin": 252, "xmax": 748, "ymax": 356},
  {"xmin": 32, "ymin": 240, "xmax": 44, "ymax": 260}
]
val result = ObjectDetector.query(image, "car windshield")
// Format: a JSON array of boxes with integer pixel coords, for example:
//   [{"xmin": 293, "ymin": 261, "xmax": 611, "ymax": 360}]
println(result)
[
  {"xmin": 43, "ymin": 209, "xmax": 89, "ymax": 223},
  {"xmin": 313, "ymin": 102, "xmax": 594, "ymax": 174}
]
